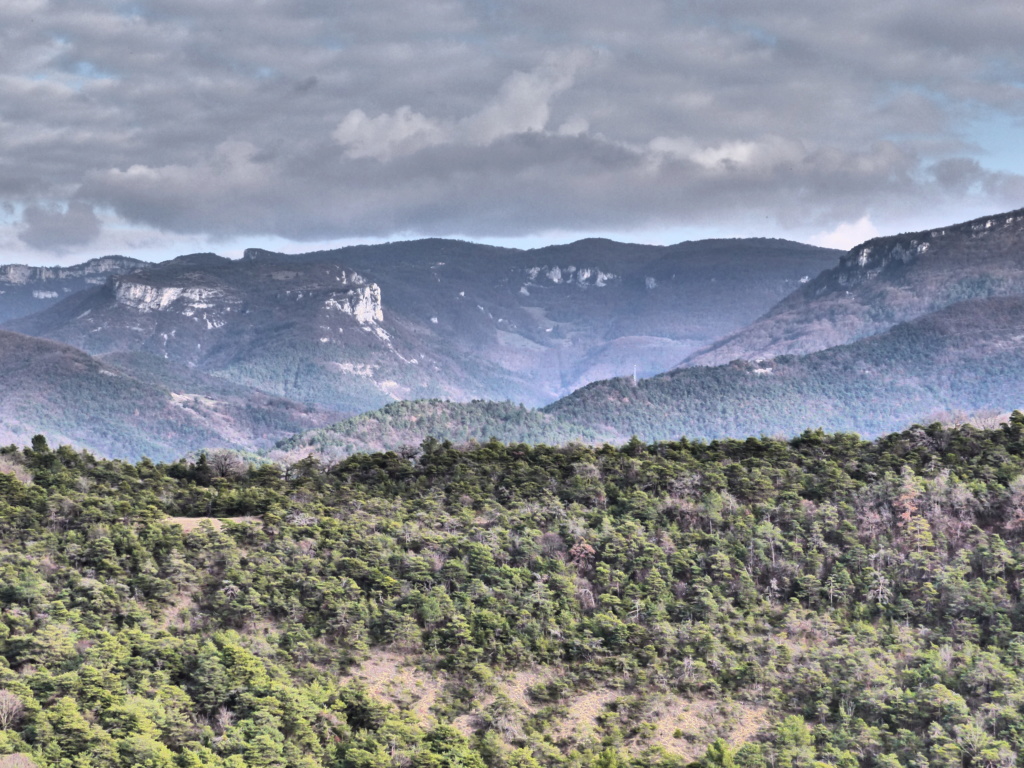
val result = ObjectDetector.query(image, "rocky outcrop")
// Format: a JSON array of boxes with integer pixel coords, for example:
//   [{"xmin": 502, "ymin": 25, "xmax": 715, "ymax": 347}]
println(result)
[
  {"xmin": 324, "ymin": 284, "xmax": 383, "ymax": 324},
  {"xmin": 112, "ymin": 281, "xmax": 225, "ymax": 313},
  {"xmin": 0, "ymin": 256, "xmax": 143, "ymax": 286}
]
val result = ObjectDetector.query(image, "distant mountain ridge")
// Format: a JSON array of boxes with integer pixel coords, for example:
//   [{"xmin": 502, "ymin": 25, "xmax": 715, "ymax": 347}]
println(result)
[
  {"xmin": 684, "ymin": 207, "xmax": 1024, "ymax": 366},
  {"xmin": 546, "ymin": 293, "xmax": 1024, "ymax": 441},
  {"xmin": 6, "ymin": 237, "xmax": 838, "ymax": 416},
  {"xmin": 11, "ymin": 210, "xmax": 1024, "ymax": 461},
  {"xmin": 0, "ymin": 255, "xmax": 146, "ymax": 323}
]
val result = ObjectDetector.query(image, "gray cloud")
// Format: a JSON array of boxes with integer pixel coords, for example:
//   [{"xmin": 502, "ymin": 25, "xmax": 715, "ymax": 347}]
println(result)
[
  {"xmin": 2, "ymin": 0, "xmax": 1024, "ymax": 255},
  {"xmin": 18, "ymin": 201, "xmax": 101, "ymax": 251}
]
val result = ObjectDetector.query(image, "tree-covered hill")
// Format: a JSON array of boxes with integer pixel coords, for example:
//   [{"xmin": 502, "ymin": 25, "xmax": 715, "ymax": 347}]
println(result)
[
  {"xmin": 270, "ymin": 399, "xmax": 616, "ymax": 463},
  {"xmin": 7, "ymin": 422, "xmax": 1024, "ymax": 766},
  {"xmin": 545, "ymin": 294, "xmax": 1024, "ymax": 442}
]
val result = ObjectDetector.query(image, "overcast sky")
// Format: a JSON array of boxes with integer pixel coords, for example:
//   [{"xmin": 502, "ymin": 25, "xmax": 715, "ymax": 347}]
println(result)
[{"xmin": 3, "ymin": 0, "xmax": 1024, "ymax": 265}]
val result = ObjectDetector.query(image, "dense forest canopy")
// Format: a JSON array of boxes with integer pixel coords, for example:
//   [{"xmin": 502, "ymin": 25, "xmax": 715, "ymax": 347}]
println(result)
[{"xmin": 5, "ymin": 419, "xmax": 1024, "ymax": 766}]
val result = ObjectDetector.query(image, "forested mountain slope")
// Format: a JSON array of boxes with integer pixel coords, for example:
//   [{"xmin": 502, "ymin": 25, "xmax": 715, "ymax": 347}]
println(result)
[
  {"xmin": 546, "ymin": 294, "xmax": 1024, "ymax": 442},
  {"xmin": 0, "ymin": 330, "xmax": 336, "ymax": 461},
  {"xmin": 270, "ymin": 399, "xmax": 616, "ymax": 463},
  {"xmin": 5, "ymin": 238, "xmax": 837, "ymax": 413},
  {"xmin": 5, "ymin": 423, "xmax": 1024, "ymax": 766},
  {"xmin": 685, "ymin": 207, "xmax": 1024, "ymax": 366}
]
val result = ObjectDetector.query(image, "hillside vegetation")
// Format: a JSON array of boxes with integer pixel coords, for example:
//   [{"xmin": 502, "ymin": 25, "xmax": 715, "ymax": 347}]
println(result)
[
  {"xmin": 5, "ymin": 421, "xmax": 1024, "ymax": 766},
  {"xmin": 548, "ymin": 295, "xmax": 1024, "ymax": 442},
  {"xmin": 271, "ymin": 400, "xmax": 616, "ymax": 463},
  {"xmin": 0, "ymin": 332, "xmax": 337, "ymax": 462}
]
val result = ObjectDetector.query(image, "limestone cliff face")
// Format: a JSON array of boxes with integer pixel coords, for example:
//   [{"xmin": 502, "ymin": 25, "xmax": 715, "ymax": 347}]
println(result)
[
  {"xmin": 324, "ymin": 284, "xmax": 383, "ymax": 324},
  {"xmin": 0, "ymin": 265, "xmax": 35, "ymax": 286},
  {"xmin": 0, "ymin": 256, "xmax": 147, "ymax": 324},
  {"xmin": 113, "ymin": 281, "xmax": 226, "ymax": 313},
  {"xmin": 0, "ymin": 256, "xmax": 143, "ymax": 286}
]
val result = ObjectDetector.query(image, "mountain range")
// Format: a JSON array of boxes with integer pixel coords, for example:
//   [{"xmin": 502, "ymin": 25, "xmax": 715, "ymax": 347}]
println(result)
[
  {"xmin": 1, "ymin": 237, "xmax": 835, "ymax": 458},
  {"xmin": 6, "ymin": 238, "xmax": 834, "ymax": 411},
  {"xmin": 7, "ymin": 207, "xmax": 1024, "ymax": 461},
  {"xmin": 279, "ymin": 207, "xmax": 1024, "ymax": 458}
]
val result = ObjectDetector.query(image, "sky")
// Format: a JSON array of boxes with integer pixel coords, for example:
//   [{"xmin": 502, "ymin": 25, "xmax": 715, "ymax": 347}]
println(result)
[{"xmin": 3, "ymin": 0, "xmax": 1024, "ymax": 266}]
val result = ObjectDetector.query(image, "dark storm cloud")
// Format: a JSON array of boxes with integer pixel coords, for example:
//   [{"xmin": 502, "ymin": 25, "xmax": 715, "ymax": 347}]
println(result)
[{"xmin": 3, "ymin": 0, "xmax": 1024, "ymax": 254}]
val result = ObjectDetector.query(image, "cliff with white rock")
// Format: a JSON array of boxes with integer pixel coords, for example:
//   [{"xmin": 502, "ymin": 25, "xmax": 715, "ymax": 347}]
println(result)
[{"xmin": 0, "ymin": 255, "xmax": 145, "ymax": 323}]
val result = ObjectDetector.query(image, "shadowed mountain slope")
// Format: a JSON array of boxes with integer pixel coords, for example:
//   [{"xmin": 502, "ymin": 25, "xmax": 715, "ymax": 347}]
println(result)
[
  {"xmin": 685, "ymin": 207, "xmax": 1024, "ymax": 366},
  {"xmin": 0, "ymin": 330, "xmax": 337, "ymax": 461}
]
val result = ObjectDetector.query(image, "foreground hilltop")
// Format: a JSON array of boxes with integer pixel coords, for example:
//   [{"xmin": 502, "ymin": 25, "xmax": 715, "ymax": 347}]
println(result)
[{"xmin": 2, "ymin": 422, "xmax": 1024, "ymax": 766}]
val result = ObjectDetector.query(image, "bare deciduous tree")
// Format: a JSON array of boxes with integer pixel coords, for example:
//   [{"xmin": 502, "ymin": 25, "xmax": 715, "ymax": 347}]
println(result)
[
  {"xmin": 0, "ymin": 690, "xmax": 24, "ymax": 730},
  {"xmin": 214, "ymin": 706, "xmax": 235, "ymax": 736},
  {"xmin": 208, "ymin": 450, "xmax": 247, "ymax": 478},
  {"xmin": 0, "ymin": 455, "xmax": 32, "ymax": 485}
]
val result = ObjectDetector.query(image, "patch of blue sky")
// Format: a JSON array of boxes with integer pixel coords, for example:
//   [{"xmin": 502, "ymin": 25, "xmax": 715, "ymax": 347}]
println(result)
[
  {"xmin": 875, "ymin": 81, "xmax": 1024, "ymax": 179},
  {"xmin": 73, "ymin": 61, "xmax": 114, "ymax": 79},
  {"xmin": 965, "ymin": 110, "xmax": 1024, "ymax": 176},
  {"xmin": 31, "ymin": 60, "xmax": 119, "ymax": 92},
  {"xmin": 0, "ymin": 203, "xmax": 24, "ymax": 227},
  {"xmin": 692, "ymin": 11, "xmax": 779, "ymax": 49},
  {"xmin": 315, "ymin": 34, "xmax": 346, "ymax": 52},
  {"xmin": 732, "ymin": 24, "xmax": 778, "ymax": 48}
]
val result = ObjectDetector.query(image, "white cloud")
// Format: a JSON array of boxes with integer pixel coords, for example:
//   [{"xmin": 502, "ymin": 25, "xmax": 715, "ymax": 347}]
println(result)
[
  {"xmin": 333, "ymin": 50, "xmax": 592, "ymax": 161},
  {"xmin": 333, "ymin": 106, "xmax": 445, "ymax": 161},
  {"xmin": 459, "ymin": 50, "xmax": 591, "ymax": 144},
  {"xmin": 810, "ymin": 216, "xmax": 880, "ymax": 250}
]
